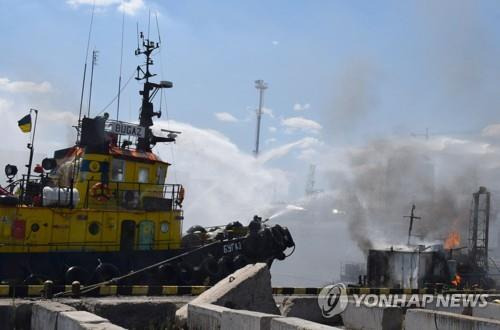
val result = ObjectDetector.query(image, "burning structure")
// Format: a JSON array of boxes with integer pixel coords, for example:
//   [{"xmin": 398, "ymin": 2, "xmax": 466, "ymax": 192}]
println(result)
[
  {"xmin": 365, "ymin": 187, "xmax": 494, "ymax": 289},
  {"xmin": 366, "ymin": 245, "xmax": 450, "ymax": 289}
]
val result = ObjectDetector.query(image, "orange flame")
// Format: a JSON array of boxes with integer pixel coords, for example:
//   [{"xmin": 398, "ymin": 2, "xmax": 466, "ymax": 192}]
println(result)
[
  {"xmin": 444, "ymin": 230, "xmax": 460, "ymax": 249},
  {"xmin": 451, "ymin": 274, "xmax": 461, "ymax": 286}
]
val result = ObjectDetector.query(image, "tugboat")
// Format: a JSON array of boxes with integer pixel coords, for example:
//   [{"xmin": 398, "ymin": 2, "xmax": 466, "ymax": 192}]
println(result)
[{"xmin": 0, "ymin": 32, "xmax": 294, "ymax": 286}]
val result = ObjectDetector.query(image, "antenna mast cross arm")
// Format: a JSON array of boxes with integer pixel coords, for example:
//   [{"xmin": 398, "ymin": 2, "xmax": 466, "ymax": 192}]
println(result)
[
  {"xmin": 404, "ymin": 204, "xmax": 421, "ymax": 245},
  {"xmin": 134, "ymin": 30, "xmax": 174, "ymax": 152}
]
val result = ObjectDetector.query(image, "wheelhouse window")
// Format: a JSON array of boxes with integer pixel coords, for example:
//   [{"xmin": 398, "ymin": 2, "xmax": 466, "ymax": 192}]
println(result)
[
  {"xmin": 111, "ymin": 159, "xmax": 125, "ymax": 182},
  {"xmin": 156, "ymin": 166, "xmax": 166, "ymax": 184},
  {"xmin": 138, "ymin": 167, "xmax": 149, "ymax": 183}
]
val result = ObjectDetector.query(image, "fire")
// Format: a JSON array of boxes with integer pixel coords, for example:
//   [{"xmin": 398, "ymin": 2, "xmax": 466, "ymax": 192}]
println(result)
[
  {"xmin": 451, "ymin": 274, "xmax": 461, "ymax": 286},
  {"xmin": 444, "ymin": 230, "xmax": 460, "ymax": 249}
]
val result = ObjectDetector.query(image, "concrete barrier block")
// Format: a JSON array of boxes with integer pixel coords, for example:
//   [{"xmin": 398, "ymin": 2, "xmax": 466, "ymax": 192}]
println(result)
[
  {"xmin": 81, "ymin": 297, "xmax": 177, "ymax": 329},
  {"xmin": 270, "ymin": 317, "xmax": 341, "ymax": 330},
  {"xmin": 0, "ymin": 299, "xmax": 33, "ymax": 330},
  {"xmin": 176, "ymin": 263, "xmax": 280, "ymax": 327},
  {"xmin": 472, "ymin": 302, "xmax": 500, "ymax": 321},
  {"xmin": 222, "ymin": 308, "xmax": 282, "ymax": 330},
  {"xmin": 405, "ymin": 309, "xmax": 500, "ymax": 330},
  {"xmin": 187, "ymin": 303, "xmax": 231, "ymax": 330},
  {"xmin": 31, "ymin": 301, "xmax": 76, "ymax": 330},
  {"xmin": 280, "ymin": 296, "xmax": 342, "ymax": 326},
  {"xmin": 423, "ymin": 299, "xmax": 471, "ymax": 316},
  {"xmin": 341, "ymin": 301, "xmax": 403, "ymax": 330},
  {"xmin": 57, "ymin": 311, "xmax": 125, "ymax": 330}
]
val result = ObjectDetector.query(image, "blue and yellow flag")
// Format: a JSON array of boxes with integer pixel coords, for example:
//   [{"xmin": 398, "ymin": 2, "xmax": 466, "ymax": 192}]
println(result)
[{"xmin": 18, "ymin": 114, "xmax": 31, "ymax": 133}]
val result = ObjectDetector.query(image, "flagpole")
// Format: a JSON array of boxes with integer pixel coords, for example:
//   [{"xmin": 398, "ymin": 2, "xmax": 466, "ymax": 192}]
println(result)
[{"xmin": 24, "ymin": 108, "xmax": 38, "ymax": 203}]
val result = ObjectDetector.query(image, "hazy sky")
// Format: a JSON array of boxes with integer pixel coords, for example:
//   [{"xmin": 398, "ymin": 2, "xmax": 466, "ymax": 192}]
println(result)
[{"xmin": 3, "ymin": 0, "xmax": 500, "ymax": 156}]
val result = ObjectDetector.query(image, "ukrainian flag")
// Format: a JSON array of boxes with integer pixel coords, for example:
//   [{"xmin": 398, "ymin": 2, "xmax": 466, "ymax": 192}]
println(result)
[{"xmin": 18, "ymin": 114, "xmax": 31, "ymax": 133}]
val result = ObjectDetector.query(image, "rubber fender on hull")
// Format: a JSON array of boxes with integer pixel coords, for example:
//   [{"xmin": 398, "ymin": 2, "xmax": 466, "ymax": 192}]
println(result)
[
  {"xmin": 217, "ymin": 255, "xmax": 235, "ymax": 275},
  {"xmin": 242, "ymin": 235, "xmax": 262, "ymax": 258},
  {"xmin": 177, "ymin": 262, "xmax": 194, "ymax": 285},
  {"xmin": 202, "ymin": 255, "xmax": 220, "ymax": 278},
  {"xmin": 261, "ymin": 227, "xmax": 275, "ymax": 251},
  {"xmin": 158, "ymin": 263, "xmax": 178, "ymax": 284},
  {"xmin": 94, "ymin": 263, "xmax": 120, "ymax": 282},
  {"xmin": 281, "ymin": 226, "xmax": 295, "ymax": 248},
  {"xmin": 23, "ymin": 274, "xmax": 46, "ymax": 285},
  {"xmin": 271, "ymin": 226, "xmax": 286, "ymax": 250},
  {"xmin": 65, "ymin": 266, "xmax": 90, "ymax": 285},
  {"xmin": 232, "ymin": 254, "xmax": 249, "ymax": 269},
  {"xmin": 191, "ymin": 265, "xmax": 207, "ymax": 284},
  {"xmin": 186, "ymin": 225, "xmax": 206, "ymax": 234}
]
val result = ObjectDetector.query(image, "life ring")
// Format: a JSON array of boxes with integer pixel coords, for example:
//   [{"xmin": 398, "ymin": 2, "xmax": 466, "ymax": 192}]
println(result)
[
  {"xmin": 89, "ymin": 160, "xmax": 101, "ymax": 173},
  {"xmin": 90, "ymin": 183, "xmax": 112, "ymax": 202}
]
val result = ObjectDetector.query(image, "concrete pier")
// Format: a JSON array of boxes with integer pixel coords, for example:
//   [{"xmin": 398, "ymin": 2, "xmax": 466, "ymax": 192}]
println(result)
[
  {"xmin": 176, "ymin": 263, "xmax": 280, "ymax": 327},
  {"xmin": 472, "ymin": 302, "xmax": 500, "ymax": 321},
  {"xmin": 280, "ymin": 296, "xmax": 341, "ymax": 326},
  {"xmin": 221, "ymin": 308, "xmax": 282, "ymax": 330},
  {"xmin": 341, "ymin": 300, "xmax": 404, "ymax": 330},
  {"xmin": 6, "ymin": 263, "xmax": 500, "ymax": 330},
  {"xmin": 0, "ymin": 299, "xmax": 33, "ymax": 329},
  {"xmin": 270, "ymin": 317, "xmax": 341, "ymax": 330},
  {"xmin": 31, "ymin": 301, "xmax": 76, "ymax": 330},
  {"xmin": 405, "ymin": 309, "xmax": 500, "ymax": 330}
]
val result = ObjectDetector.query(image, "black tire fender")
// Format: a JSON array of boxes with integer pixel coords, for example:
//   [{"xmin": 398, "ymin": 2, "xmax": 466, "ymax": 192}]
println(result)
[
  {"xmin": 271, "ymin": 226, "xmax": 285, "ymax": 250},
  {"xmin": 233, "ymin": 254, "xmax": 249, "ymax": 269},
  {"xmin": 23, "ymin": 274, "xmax": 46, "ymax": 285},
  {"xmin": 281, "ymin": 226, "xmax": 295, "ymax": 248},
  {"xmin": 177, "ymin": 262, "xmax": 194, "ymax": 285},
  {"xmin": 94, "ymin": 263, "xmax": 120, "ymax": 282},
  {"xmin": 158, "ymin": 263, "xmax": 178, "ymax": 284},
  {"xmin": 65, "ymin": 266, "xmax": 89, "ymax": 284},
  {"xmin": 202, "ymin": 255, "xmax": 221, "ymax": 277},
  {"xmin": 217, "ymin": 255, "xmax": 235, "ymax": 277}
]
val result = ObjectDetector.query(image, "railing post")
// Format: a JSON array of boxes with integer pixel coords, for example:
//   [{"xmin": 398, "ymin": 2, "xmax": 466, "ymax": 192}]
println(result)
[
  {"xmin": 116, "ymin": 181, "xmax": 119, "ymax": 209},
  {"xmin": 172, "ymin": 185, "xmax": 175, "ymax": 208},
  {"xmin": 138, "ymin": 182, "xmax": 141, "ymax": 209},
  {"xmin": 85, "ymin": 180, "xmax": 90, "ymax": 208}
]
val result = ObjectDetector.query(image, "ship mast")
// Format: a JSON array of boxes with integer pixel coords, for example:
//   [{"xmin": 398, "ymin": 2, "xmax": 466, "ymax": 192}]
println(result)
[{"xmin": 134, "ymin": 31, "xmax": 172, "ymax": 152}]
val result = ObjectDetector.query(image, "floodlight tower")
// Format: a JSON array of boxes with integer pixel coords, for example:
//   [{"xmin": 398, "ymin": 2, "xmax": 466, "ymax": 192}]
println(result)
[
  {"xmin": 254, "ymin": 79, "xmax": 268, "ymax": 157},
  {"xmin": 305, "ymin": 164, "xmax": 317, "ymax": 196}
]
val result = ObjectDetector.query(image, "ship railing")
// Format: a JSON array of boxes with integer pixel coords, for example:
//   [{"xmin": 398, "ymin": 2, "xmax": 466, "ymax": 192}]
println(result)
[
  {"xmin": 83, "ymin": 179, "xmax": 184, "ymax": 212},
  {"xmin": 1, "ymin": 176, "xmax": 184, "ymax": 213},
  {"xmin": 6, "ymin": 175, "xmax": 46, "ymax": 206}
]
